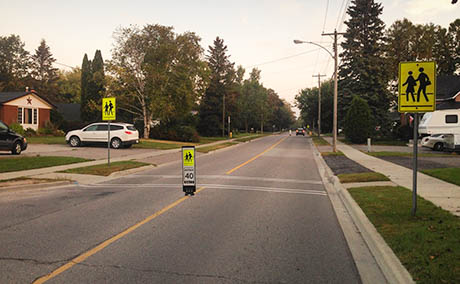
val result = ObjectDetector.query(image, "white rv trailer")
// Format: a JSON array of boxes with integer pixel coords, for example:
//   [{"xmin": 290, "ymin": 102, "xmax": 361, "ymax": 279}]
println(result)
[
  {"xmin": 418, "ymin": 109, "xmax": 460, "ymax": 135},
  {"xmin": 444, "ymin": 134, "xmax": 460, "ymax": 152}
]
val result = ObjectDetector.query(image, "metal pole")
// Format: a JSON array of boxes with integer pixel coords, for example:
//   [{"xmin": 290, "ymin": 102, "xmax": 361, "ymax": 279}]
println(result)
[
  {"xmin": 222, "ymin": 94, "xmax": 225, "ymax": 137},
  {"xmin": 313, "ymin": 74, "xmax": 326, "ymax": 137},
  {"xmin": 108, "ymin": 120, "xmax": 111, "ymax": 166},
  {"xmin": 411, "ymin": 114, "xmax": 419, "ymax": 216}
]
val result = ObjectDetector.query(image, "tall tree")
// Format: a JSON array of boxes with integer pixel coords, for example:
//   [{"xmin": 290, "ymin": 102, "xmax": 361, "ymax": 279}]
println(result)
[
  {"xmin": 86, "ymin": 50, "xmax": 105, "ymax": 121},
  {"xmin": 0, "ymin": 34, "xmax": 30, "ymax": 91},
  {"xmin": 56, "ymin": 68, "xmax": 81, "ymax": 103},
  {"xmin": 30, "ymin": 39, "xmax": 59, "ymax": 101},
  {"xmin": 338, "ymin": 0, "xmax": 390, "ymax": 133},
  {"xmin": 80, "ymin": 54, "xmax": 92, "ymax": 122},
  {"xmin": 107, "ymin": 24, "xmax": 208, "ymax": 138},
  {"xmin": 449, "ymin": 19, "xmax": 460, "ymax": 74},
  {"xmin": 198, "ymin": 37, "xmax": 235, "ymax": 136}
]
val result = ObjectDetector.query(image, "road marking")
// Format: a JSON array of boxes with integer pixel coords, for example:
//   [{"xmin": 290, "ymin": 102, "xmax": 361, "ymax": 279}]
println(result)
[
  {"xmin": 32, "ymin": 187, "xmax": 206, "ymax": 284},
  {"xmin": 112, "ymin": 175, "xmax": 323, "ymax": 185},
  {"xmin": 202, "ymin": 184, "xmax": 327, "ymax": 196},
  {"xmin": 226, "ymin": 137, "xmax": 287, "ymax": 175}
]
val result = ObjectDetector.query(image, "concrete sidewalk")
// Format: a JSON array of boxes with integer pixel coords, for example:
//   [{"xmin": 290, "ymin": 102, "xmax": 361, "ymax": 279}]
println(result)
[{"xmin": 322, "ymin": 137, "xmax": 460, "ymax": 216}]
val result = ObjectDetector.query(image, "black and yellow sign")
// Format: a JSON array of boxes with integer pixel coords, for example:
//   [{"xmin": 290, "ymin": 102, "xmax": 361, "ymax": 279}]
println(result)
[
  {"xmin": 102, "ymin": 98, "xmax": 116, "ymax": 121},
  {"xmin": 398, "ymin": 61, "xmax": 436, "ymax": 113},
  {"xmin": 182, "ymin": 146, "xmax": 196, "ymax": 195}
]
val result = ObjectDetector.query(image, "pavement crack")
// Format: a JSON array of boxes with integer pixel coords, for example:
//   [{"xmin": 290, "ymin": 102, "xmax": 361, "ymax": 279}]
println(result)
[
  {"xmin": 76, "ymin": 262, "xmax": 284, "ymax": 283},
  {"xmin": 0, "ymin": 256, "xmax": 67, "ymax": 266}
]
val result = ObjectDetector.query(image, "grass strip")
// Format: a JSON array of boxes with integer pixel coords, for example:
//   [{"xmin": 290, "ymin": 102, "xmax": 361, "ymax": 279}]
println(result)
[
  {"xmin": 338, "ymin": 172, "xmax": 390, "ymax": 183},
  {"xmin": 133, "ymin": 139, "xmax": 190, "ymax": 150},
  {"xmin": 367, "ymin": 151, "xmax": 452, "ymax": 157},
  {"xmin": 0, "ymin": 156, "xmax": 90, "ymax": 173},
  {"xmin": 339, "ymin": 138, "xmax": 408, "ymax": 146},
  {"xmin": 321, "ymin": 151, "xmax": 344, "ymax": 156},
  {"xmin": 421, "ymin": 168, "xmax": 460, "ymax": 186},
  {"xmin": 312, "ymin": 136, "xmax": 330, "ymax": 146},
  {"xmin": 60, "ymin": 161, "xmax": 150, "ymax": 176},
  {"xmin": 26, "ymin": 136, "xmax": 66, "ymax": 144},
  {"xmin": 235, "ymin": 135, "xmax": 264, "ymax": 143},
  {"xmin": 196, "ymin": 142, "xmax": 237, "ymax": 153},
  {"xmin": 348, "ymin": 186, "xmax": 460, "ymax": 283}
]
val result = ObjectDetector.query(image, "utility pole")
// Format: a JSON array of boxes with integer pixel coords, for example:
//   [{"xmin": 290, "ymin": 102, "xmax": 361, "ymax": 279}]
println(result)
[
  {"xmin": 312, "ymin": 74, "xmax": 326, "ymax": 137},
  {"xmin": 322, "ymin": 29, "xmax": 344, "ymax": 152},
  {"xmin": 222, "ymin": 93, "xmax": 225, "ymax": 137}
]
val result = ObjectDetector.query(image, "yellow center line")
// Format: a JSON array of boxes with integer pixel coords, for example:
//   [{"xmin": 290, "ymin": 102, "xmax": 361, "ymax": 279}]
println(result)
[
  {"xmin": 33, "ymin": 186, "xmax": 206, "ymax": 284},
  {"xmin": 226, "ymin": 136, "xmax": 287, "ymax": 175}
]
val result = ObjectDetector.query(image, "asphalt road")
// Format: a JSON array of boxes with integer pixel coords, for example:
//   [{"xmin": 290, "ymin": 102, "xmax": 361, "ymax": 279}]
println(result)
[{"xmin": 0, "ymin": 134, "xmax": 361, "ymax": 283}]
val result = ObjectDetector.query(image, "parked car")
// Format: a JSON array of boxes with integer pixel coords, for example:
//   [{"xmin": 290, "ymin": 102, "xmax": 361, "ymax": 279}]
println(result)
[
  {"xmin": 296, "ymin": 128, "xmax": 305, "ymax": 136},
  {"xmin": 421, "ymin": 134, "xmax": 448, "ymax": 151},
  {"xmin": 65, "ymin": 122, "xmax": 139, "ymax": 149},
  {"xmin": 0, "ymin": 120, "xmax": 27, "ymax": 155},
  {"xmin": 419, "ymin": 109, "xmax": 460, "ymax": 135}
]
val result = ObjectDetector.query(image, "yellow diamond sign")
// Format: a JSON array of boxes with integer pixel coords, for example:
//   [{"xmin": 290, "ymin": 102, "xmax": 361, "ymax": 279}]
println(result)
[
  {"xmin": 102, "ymin": 98, "xmax": 116, "ymax": 121},
  {"xmin": 398, "ymin": 61, "xmax": 436, "ymax": 113}
]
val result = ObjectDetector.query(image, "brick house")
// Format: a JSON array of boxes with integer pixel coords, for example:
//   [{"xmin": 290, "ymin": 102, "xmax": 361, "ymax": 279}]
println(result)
[{"xmin": 0, "ymin": 90, "xmax": 55, "ymax": 130}]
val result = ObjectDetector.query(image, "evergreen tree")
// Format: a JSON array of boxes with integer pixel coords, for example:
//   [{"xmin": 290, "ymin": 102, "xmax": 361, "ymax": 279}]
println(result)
[
  {"xmin": 198, "ymin": 37, "xmax": 235, "ymax": 136},
  {"xmin": 31, "ymin": 39, "xmax": 59, "ymax": 101},
  {"xmin": 338, "ymin": 0, "xmax": 391, "ymax": 133},
  {"xmin": 344, "ymin": 96, "xmax": 373, "ymax": 144},
  {"xmin": 0, "ymin": 34, "xmax": 30, "ymax": 91},
  {"xmin": 87, "ymin": 50, "xmax": 105, "ymax": 121},
  {"xmin": 80, "ymin": 54, "xmax": 92, "ymax": 122}
]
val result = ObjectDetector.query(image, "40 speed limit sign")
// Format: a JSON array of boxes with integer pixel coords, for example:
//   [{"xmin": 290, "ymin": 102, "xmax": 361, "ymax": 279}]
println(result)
[{"xmin": 182, "ymin": 146, "xmax": 196, "ymax": 196}]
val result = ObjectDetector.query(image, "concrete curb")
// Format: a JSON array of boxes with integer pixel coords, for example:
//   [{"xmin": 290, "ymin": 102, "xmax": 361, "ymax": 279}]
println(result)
[
  {"xmin": 311, "ymin": 139, "xmax": 414, "ymax": 284},
  {"xmin": 0, "ymin": 180, "xmax": 73, "ymax": 193}
]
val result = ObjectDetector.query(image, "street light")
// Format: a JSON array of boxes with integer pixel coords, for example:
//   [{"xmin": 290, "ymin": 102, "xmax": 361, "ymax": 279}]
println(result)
[{"xmin": 294, "ymin": 30, "xmax": 343, "ymax": 152}]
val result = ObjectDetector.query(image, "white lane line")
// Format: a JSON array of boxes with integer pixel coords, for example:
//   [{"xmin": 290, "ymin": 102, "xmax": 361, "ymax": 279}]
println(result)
[
  {"xmin": 81, "ymin": 183, "xmax": 327, "ymax": 196},
  {"xmin": 127, "ymin": 175, "xmax": 323, "ymax": 185}
]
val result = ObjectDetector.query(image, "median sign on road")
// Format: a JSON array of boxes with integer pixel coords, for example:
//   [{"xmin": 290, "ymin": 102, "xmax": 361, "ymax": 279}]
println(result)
[
  {"xmin": 182, "ymin": 146, "xmax": 196, "ymax": 196},
  {"xmin": 102, "ymin": 97, "xmax": 116, "ymax": 121},
  {"xmin": 398, "ymin": 61, "xmax": 436, "ymax": 113}
]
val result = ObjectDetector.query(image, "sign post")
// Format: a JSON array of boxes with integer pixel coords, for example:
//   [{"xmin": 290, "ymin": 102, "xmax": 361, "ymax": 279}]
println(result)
[
  {"xmin": 182, "ymin": 146, "xmax": 196, "ymax": 196},
  {"xmin": 398, "ymin": 61, "xmax": 436, "ymax": 216},
  {"xmin": 102, "ymin": 97, "xmax": 116, "ymax": 166}
]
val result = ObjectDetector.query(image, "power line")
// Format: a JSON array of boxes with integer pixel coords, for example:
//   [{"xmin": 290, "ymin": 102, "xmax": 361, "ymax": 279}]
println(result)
[
  {"xmin": 244, "ymin": 48, "xmax": 320, "ymax": 69},
  {"xmin": 55, "ymin": 62, "xmax": 77, "ymax": 69},
  {"xmin": 322, "ymin": 0, "xmax": 330, "ymax": 33}
]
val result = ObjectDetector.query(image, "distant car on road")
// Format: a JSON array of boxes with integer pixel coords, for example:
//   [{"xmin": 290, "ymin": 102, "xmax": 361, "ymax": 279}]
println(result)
[
  {"xmin": 421, "ymin": 134, "xmax": 447, "ymax": 151},
  {"xmin": 0, "ymin": 120, "xmax": 27, "ymax": 155},
  {"xmin": 296, "ymin": 128, "xmax": 305, "ymax": 136},
  {"xmin": 65, "ymin": 122, "xmax": 139, "ymax": 149}
]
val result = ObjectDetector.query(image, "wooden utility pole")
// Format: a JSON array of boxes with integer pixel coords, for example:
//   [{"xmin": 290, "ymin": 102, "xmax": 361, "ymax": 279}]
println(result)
[
  {"xmin": 322, "ymin": 29, "xmax": 345, "ymax": 152},
  {"xmin": 312, "ymin": 74, "xmax": 326, "ymax": 137}
]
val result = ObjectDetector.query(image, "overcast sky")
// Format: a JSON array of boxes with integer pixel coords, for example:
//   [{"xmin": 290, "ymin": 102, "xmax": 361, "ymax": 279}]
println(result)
[{"xmin": 1, "ymin": 0, "xmax": 458, "ymax": 113}]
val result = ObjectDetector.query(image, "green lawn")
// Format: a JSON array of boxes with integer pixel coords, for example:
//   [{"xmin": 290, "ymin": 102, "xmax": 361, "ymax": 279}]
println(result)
[
  {"xmin": 196, "ymin": 142, "xmax": 238, "ymax": 153},
  {"xmin": 421, "ymin": 168, "xmax": 460, "ymax": 186},
  {"xmin": 321, "ymin": 151, "xmax": 344, "ymax": 156},
  {"xmin": 348, "ymin": 186, "xmax": 460, "ymax": 283},
  {"xmin": 312, "ymin": 136, "xmax": 330, "ymax": 146},
  {"xmin": 366, "ymin": 151, "xmax": 452, "ymax": 157},
  {"xmin": 60, "ymin": 161, "xmax": 150, "ymax": 176},
  {"xmin": 338, "ymin": 172, "xmax": 390, "ymax": 183},
  {"xmin": 26, "ymin": 136, "xmax": 66, "ymax": 144},
  {"xmin": 0, "ymin": 156, "xmax": 91, "ymax": 173},
  {"xmin": 133, "ymin": 139, "xmax": 194, "ymax": 150}
]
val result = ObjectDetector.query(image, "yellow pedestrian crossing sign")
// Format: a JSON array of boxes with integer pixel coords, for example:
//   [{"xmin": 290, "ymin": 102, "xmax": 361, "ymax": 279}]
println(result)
[
  {"xmin": 183, "ymin": 148, "xmax": 195, "ymax": 167},
  {"xmin": 398, "ymin": 61, "xmax": 436, "ymax": 113},
  {"xmin": 102, "ymin": 98, "xmax": 116, "ymax": 121}
]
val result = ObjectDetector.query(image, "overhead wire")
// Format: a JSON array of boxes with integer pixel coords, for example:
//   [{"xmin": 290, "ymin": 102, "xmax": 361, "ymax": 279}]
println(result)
[{"xmin": 244, "ymin": 48, "xmax": 320, "ymax": 69}]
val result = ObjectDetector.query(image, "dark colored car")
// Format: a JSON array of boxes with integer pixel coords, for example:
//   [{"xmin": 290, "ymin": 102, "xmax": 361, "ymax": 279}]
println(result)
[
  {"xmin": 0, "ymin": 120, "xmax": 28, "ymax": 155},
  {"xmin": 296, "ymin": 128, "xmax": 305, "ymax": 136}
]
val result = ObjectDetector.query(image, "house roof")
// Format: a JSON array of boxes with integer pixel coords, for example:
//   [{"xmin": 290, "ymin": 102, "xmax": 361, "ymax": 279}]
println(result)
[
  {"xmin": 437, "ymin": 100, "xmax": 460, "ymax": 110},
  {"xmin": 0, "ymin": 91, "xmax": 56, "ymax": 108},
  {"xmin": 54, "ymin": 103, "xmax": 81, "ymax": 121},
  {"xmin": 436, "ymin": 75, "xmax": 460, "ymax": 101}
]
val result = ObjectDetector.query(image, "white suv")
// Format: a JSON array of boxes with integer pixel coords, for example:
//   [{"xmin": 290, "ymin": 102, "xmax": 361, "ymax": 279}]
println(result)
[{"xmin": 66, "ymin": 122, "xmax": 139, "ymax": 149}]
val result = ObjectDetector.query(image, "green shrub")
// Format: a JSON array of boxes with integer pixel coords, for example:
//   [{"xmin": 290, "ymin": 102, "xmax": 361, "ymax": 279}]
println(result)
[
  {"xmin": 24, "ymin": 128, "xmax": 37, "ymax": 137},
  {"xmin": 8, "ymin": 123, "xmax": 25, "ymax": 135},
  {"xmin": 344, "ymin": 96, "xmax": 373, "ymax": 144},
  {"xmin": 37, "ymin": 121, "xmax": 56, "ymax": 136}
]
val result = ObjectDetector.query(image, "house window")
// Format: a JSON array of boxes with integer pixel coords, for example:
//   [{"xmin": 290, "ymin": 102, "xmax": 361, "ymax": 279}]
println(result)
[
  {"xmin": 17, "ymin": 107, "xmax": 38, "ymax": 125},
  {"xmin": 445, "ymin": 115, "xmax": 458, "ymax": 124},
  {"xmin": 17, "ymin": 107, "xmax": 23, "ymax": 123}
]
